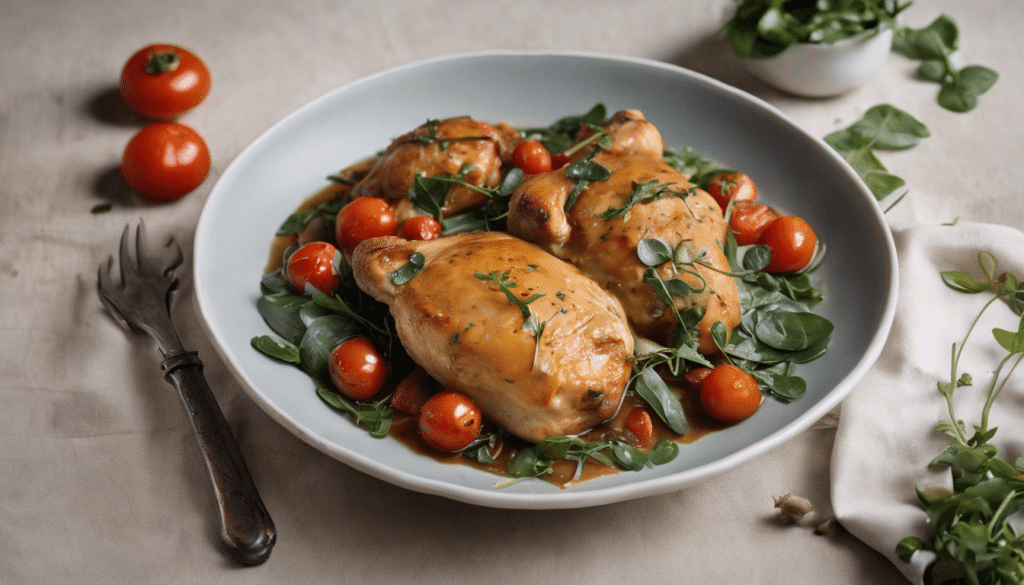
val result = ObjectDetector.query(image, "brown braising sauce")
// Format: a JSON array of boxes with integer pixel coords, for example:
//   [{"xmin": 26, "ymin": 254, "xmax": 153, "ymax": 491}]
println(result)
[{"xmin": 268, "ymin": 160, "xmax": 735, "ymax": 488}]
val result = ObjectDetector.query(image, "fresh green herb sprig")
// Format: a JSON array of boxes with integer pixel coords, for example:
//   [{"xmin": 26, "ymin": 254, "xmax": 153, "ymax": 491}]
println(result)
[
  {"xmin": 825, "ymin": 104, "xmax": 930, "ymax": 204},
  {"xmin": 630, "ymin": 233, "xmax": 830, "ymax": 401},
  {"xmin": 663, "ymin": 147, "xmax": 733, "ymax": 189},
  {"xmin": 893, "ymin": 15, "xmax": 999, "ymax": 113},
  {"xmin": 601, "ymin": 180, "xmax": 695, "ymax": 221},
  {"xmin": 562, "ymin": 133, "xmax": 613, "ymax": 212},
  {"xmin": 405, "ymin": 164, "xmax": 525, "ymax": 234},
  {"xmin": 520, "ymin": 103, "xmax": 609, "ymax": 156},
  {"xmin": 897, "ymin": 253, "xmax": 1024, "ymax": 584},
  {"xmin": 473, "ymin": 268, "xmax": 562, "ymax": 369},
  {"xmin": 719, "ymin": 0, "xmax": 911, "ymax": 59},
  {"xmin": 721, "ymin": 221, "xmax": 831, "ymax": 400},
  {"xmin": 250, "ymin": 265, "xmax": 410, "ymax": 424},
  {"xmin": 508, "ymin": 434, "xmax": 680, "ymax": 482}
]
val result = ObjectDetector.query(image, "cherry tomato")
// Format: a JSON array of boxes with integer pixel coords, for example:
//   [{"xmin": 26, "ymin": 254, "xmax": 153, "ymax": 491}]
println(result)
[
  {"xmin": 706, "ymin": 172, "xmax": 757, "ymax": 211},
  {"xmin": 759, "ymin": 215, "xmax": 818, "ymax": 274},
  {"xmin": 729, "ymin": 201, "xmax": 780, "ymax": 246},
  {"xmin": 121, "ymin": 123, "xmax": 211, "ymax": 201},
  {"xmin": 512, "ymin": 140, "xmax": 553, "ymax": 175},
  {"xmin": 625, "ymin": 407, "xmax": 654, "ymax": 448},
  {"xmin": 328, "ymin": 336, "xmax": 387, "ymax": 401},
  {"xmin": 334, "ymin": 197, "xmax": 398, "ymax": 253},
  {"xmin": 390, "ymin": 368, "xmax": 431, "ymax": 416},
  {"xmin": 550, "ymin": 153, "xmax": 570, "ymax": 169},
  {"xmin": 284, "ymin": 241, "xmax": 342, "ymax": 295},
  {"xmin": 418, "ymin": 391, "xmax": 482, "ymax": 453},
  {"xmin": 699, "ymin": 364, "xmax": 761, "ymax": 423},
  {"xmin": 120, "ymin": 43, "xmax": 211, "ymax": 120},
  {"xmin": 399, "ymin": 216, "xmax": 442, "ymax": 241},
  {"xmin": 682, "ymin": 366, "xmax": 713, "ymax": 389}
]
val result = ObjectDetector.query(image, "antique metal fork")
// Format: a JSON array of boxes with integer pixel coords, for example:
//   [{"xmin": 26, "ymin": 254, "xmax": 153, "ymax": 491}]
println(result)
[{"xmin": 97, "ymin": 222, "xmax": 276, "ymax": 565}]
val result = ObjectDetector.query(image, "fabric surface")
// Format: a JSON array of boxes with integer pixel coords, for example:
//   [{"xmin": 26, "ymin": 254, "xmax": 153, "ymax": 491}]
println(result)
[
  {"xmin": 833, "ymin": 222, "xmax": 1024, "ymax": 584},
  {"xmin": 2, "ymin": 1, "xmax": 1023, "ymax": 583}
]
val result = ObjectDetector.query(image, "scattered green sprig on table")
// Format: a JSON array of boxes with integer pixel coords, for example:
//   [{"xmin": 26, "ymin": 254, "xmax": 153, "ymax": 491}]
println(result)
[
  {"xmin": 824, "ymin": 104, "xmax": 929, "ymax": 204},
  {"xmin": 893, "ymin": 15, "xmax": 999, "ymax": 113},
  {"xmin": 897, "ymin": 253, "xmax": 1024, "ymax": 584}
]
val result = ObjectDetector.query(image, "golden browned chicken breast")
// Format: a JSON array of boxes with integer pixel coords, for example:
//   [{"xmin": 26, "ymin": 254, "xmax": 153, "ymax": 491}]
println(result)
[
  {"xmin": 507, "ymin": 110, "xmax": 740, "ymax": 354},
  {"xmin": 350, "ymin": 116, "xmax": 519, "ymax": 219},
  {"xmin": 350, "ymin": 231, "xmax": 634, "ymax": 443}
]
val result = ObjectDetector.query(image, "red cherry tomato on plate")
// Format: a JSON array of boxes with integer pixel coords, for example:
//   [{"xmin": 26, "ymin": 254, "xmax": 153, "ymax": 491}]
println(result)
[
  {"xmin": 121, "ymin": 123, "xmax": 210, "ymax": 201},
  {"xmin": 759, "ymin": 215, "xmax": 818, "ymax": 274},
  {"xmin": 729, "ymin": 201, "xmax": 780, "ymax": 246},
  {"xmin": 390, "ymin": 368, "xmax": 432, "ymax": 416},
  {"xmin": 334, "ymin": 197, "xmax": 398, "ymax": 253},
  {"xmin": 399, "ymin": 216, "xmax": 442, "ymax": 241},
  {"xmin": 699, "ymin": 364, "xmax": 761, "ymax": 423},
  {"xmin": 328, "ymin": 336, "xmax": 387, "ymax": 401},
  {"xmin": 512, "ymin": 140, "xmax": 553, "ymax": 175},
  {"xmin": 418, "ymin": 391, "xmax": 482, "ymax": 453},
  {"xmin": 625, "ymin": 407, "xmax": 654, "ymax": 448},
  {"xmin": 706, "ymin": 172, "xmax": 757, "ymax": 211},
  {"xmin": 284, "ymin": 241, "xmax": 342, "ymax": 295},
  {"xmin": 120, "ymin": 43, "xmax": 211, "ymax": 120}
]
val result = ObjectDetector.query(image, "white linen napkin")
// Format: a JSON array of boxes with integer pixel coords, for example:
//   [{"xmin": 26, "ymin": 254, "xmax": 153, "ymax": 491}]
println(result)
[{"xmin": 832, "ymin": 222, "xmax": 1024, "ymax": 584}]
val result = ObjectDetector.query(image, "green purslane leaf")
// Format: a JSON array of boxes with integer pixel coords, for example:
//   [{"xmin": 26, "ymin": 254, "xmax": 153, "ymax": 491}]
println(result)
[
  {"xmin": 250, "ymin": 335, "xmax": 301, "ymax": 364},
  {"xmin": 896, "ymin": 536, "xmax": 924, "ymax": 562},
  {"xmin": 389, "ymin": 251, "xmax": 426, "ymax": 286},
  {"xmin": 298, "ymin": 314, "xmax": 359, "ymax": 385},
  {"xmin": 755, "ymin": 311, "xmax": 834, "ymax": 351},
  {"xmin": 941, "ymin": 270, "xmax": 989, "ymax": 294},
  {"xmin": 825, "ymin": 104, "xmax": 928, "ymax": 202},
  {"xmin": 633, "ymin": 366, "xmax": 689, "ymax": 435},
  {"xmin": 893, "ymin": 15, "xmax": 998, "ymax": 113}
]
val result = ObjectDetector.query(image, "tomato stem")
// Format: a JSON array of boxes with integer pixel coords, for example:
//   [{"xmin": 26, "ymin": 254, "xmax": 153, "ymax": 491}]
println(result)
[{"xmin": 145, "ymin": 51, "xmax": 180, "ymax": 74}]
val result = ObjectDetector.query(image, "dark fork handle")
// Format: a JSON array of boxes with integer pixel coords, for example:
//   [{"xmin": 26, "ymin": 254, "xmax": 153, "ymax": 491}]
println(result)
[{"xmin": 161, "ymin": 352, "xmax": 276, "ymax": 565}]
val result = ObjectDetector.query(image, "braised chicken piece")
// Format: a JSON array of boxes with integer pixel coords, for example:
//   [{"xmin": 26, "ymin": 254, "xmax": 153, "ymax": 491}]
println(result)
[
  {"xmin": 350, "ymin": 231, "xmax": 634, "ymax": 443},
  {"xmin": 507, "ymin": 110, "xmax": 740, "ymax": 354},
  {"xmin": 350, "ymin": 117, "xmax": 519, "ymax": 220}
]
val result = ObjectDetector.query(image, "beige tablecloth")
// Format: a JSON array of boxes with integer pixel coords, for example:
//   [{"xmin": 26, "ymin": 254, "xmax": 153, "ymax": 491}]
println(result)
[{"xmin": 3, "ymin": 1, "xmax": 1023, "ymax": 582}]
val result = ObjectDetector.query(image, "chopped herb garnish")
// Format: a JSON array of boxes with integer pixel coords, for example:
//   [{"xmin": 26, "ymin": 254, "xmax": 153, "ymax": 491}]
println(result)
[{"xmin": 601, "ymin": 180, "xmax": 694, "ymax": 221}]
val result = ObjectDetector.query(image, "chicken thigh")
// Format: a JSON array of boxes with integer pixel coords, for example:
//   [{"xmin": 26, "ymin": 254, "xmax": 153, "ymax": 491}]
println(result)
[
  {"xmin": 350, "ymin": 116, "xmax": 519, "ymax": 219},
  {"xmin": 507, "ymin": 110, "xmax": 741, "ymax": 354},
  {"xmin": 350, "ymin": 231, "xmax": 634, "ymax": 443}
]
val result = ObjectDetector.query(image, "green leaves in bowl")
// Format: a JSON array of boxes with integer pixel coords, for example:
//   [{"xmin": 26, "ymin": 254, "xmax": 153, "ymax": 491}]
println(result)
[{"xmin": 720, "ymin": 0, "xmax": 911, "ymax": 59}]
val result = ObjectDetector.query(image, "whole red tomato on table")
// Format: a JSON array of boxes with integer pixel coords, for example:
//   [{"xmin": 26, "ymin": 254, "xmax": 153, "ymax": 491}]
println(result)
[
  {"xmin": 121, "ymin": 123, "xmax": 211, "ymax": 201},
  {"xmin": 120, "ymin": 43, "xmax": 211, "ymax": 120}
]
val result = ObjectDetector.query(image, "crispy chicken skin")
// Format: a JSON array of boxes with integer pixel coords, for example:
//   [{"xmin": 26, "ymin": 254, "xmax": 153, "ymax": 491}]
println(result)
[
  {"xmin": 507, "ymin": 110, "xmax": 741, "ymax": 354},
  {"xmin": 350, "ymin": 231, "xmax": 634, "ymax": 443},
  {"xmin": 350, "ymin": 117, "xmax": 519, "ymax": 219}
]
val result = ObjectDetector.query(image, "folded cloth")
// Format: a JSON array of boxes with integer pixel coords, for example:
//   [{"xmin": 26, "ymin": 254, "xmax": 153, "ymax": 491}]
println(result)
[{"xmin": 832, "ymin": 222, "xmax": 1024, "ymax": 584}]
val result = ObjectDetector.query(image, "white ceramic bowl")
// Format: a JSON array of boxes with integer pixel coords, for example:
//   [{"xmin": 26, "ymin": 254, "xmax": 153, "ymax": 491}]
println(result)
[
  {"xmin": 741, "ymin": 29, "xmax": 893, "ymax": 97},
  {"xmin": 193, "ymin": 51, "xmax": 898, "ymax": 509}
]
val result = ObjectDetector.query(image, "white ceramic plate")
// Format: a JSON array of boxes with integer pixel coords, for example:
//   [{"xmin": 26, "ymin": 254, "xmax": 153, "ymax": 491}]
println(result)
[{"xmin": 194, "ymin": 51, "xmax": 897, "ymax": 509}]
